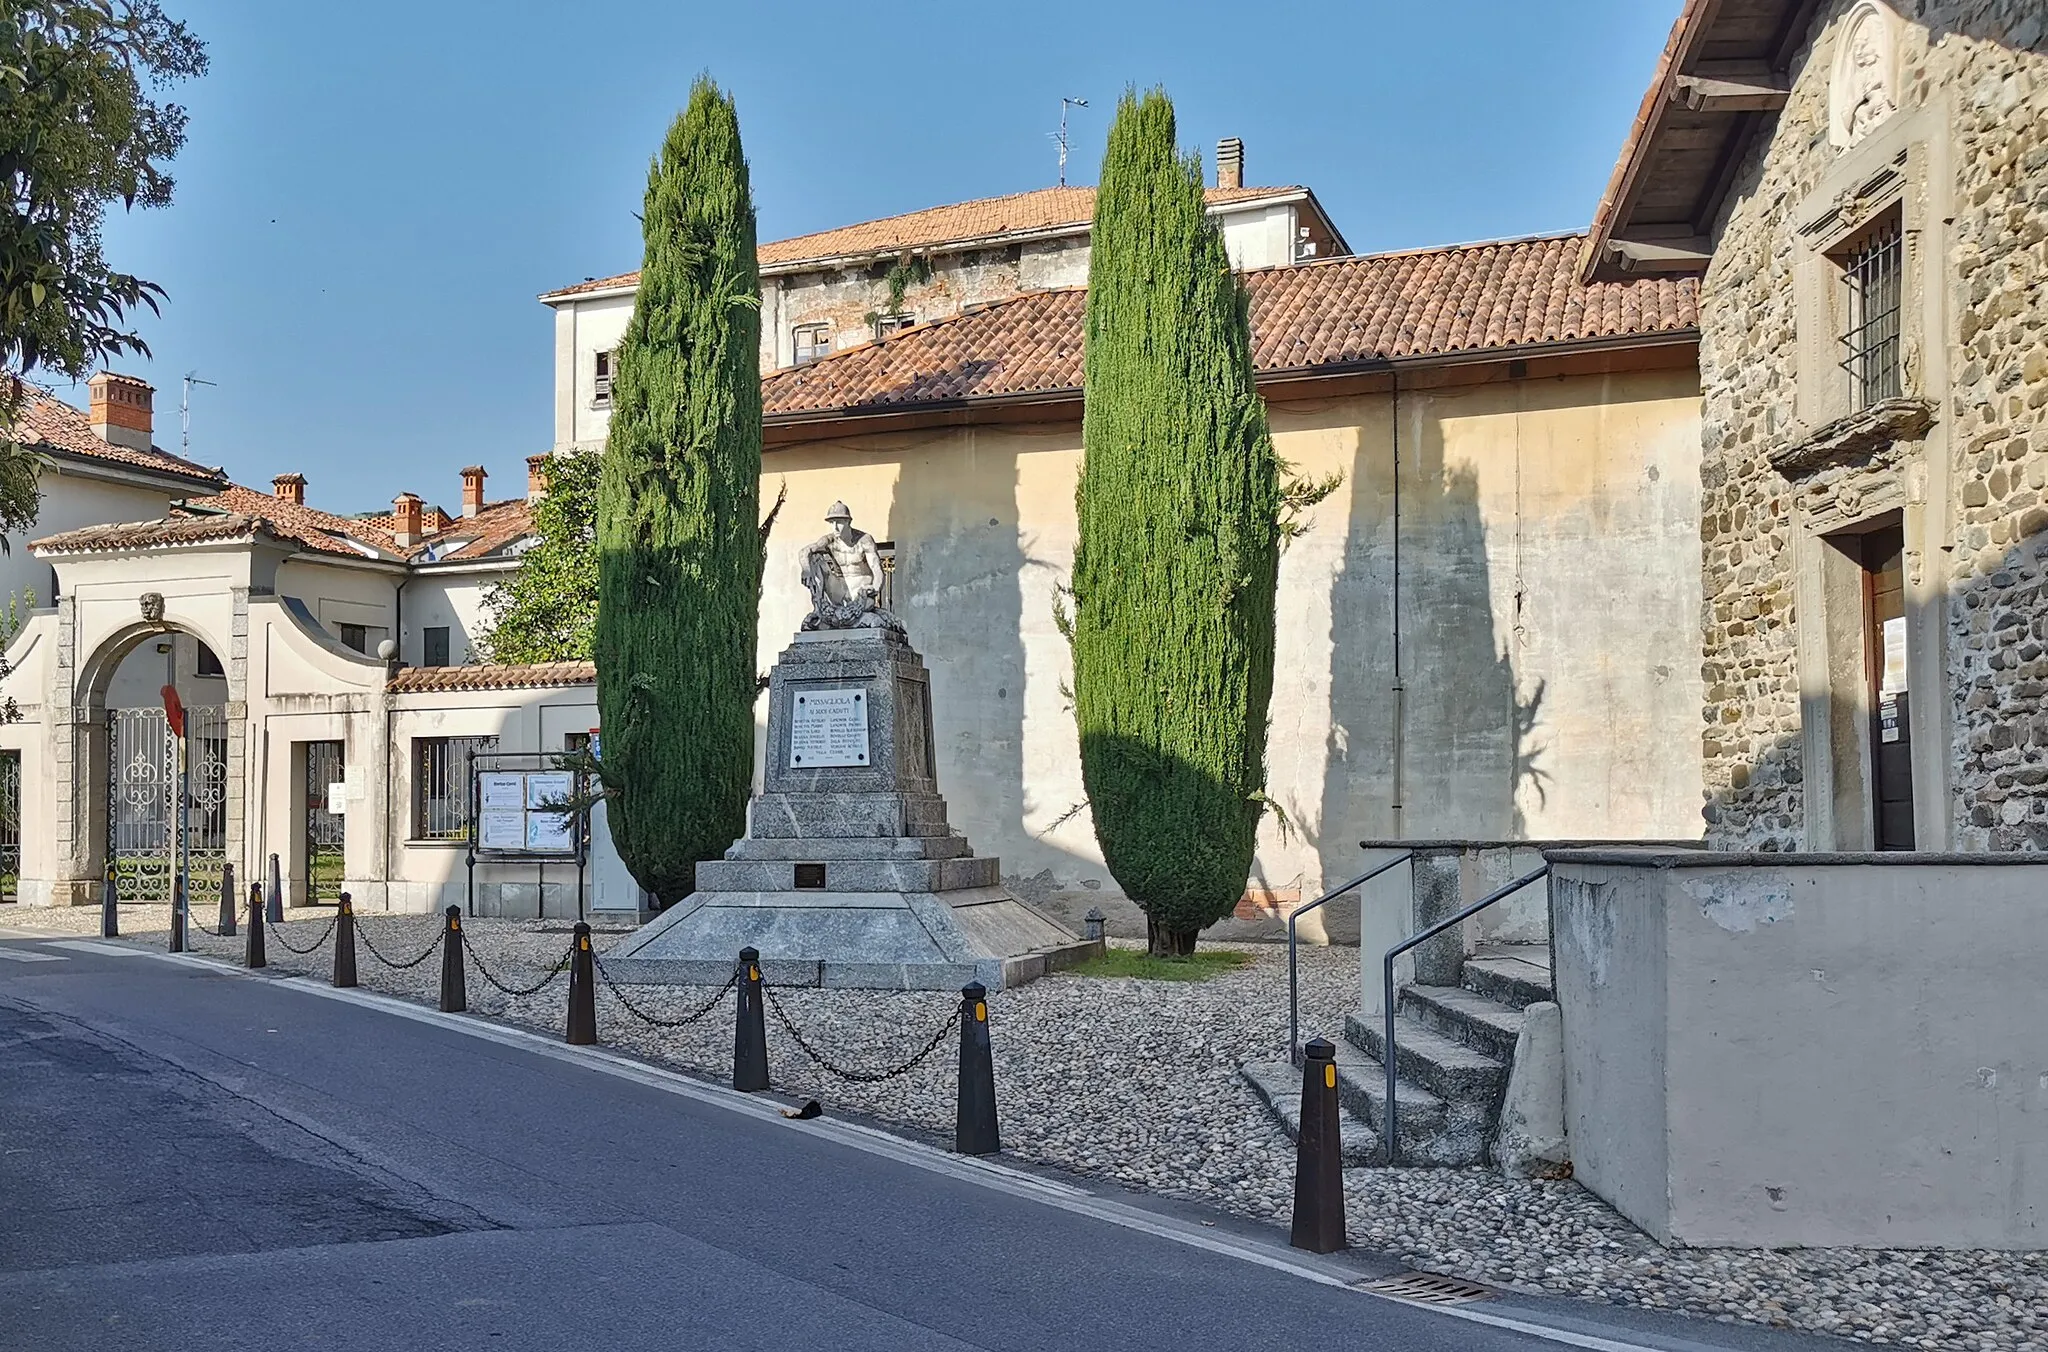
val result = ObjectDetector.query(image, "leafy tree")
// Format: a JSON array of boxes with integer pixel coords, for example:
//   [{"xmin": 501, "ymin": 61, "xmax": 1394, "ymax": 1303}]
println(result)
[
  {"xmin": 1065, "ymin": 88, "xmax": 1288, "ymax": 957},
  {"xmin": 479, "ymin": 452, "xmax": 598, "ymax": 664},
  {"xmin": 0, "ymin": 2, "xmax": 208, "ymax": 538},
  {"xmin": 594, "ymin": 78, "xmax": 765, "ymax": 906}
]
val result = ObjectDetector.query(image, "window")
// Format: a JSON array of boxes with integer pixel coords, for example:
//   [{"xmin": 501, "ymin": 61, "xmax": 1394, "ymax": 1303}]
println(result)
[
  {"xmin": 414, "ymin": 735, "xmax": 495, "ymax": 841},
  {"xmin": 338, "ymin": 623, "xmax": 367, "ymax": 653},
  {"xmin": 593, "ymin": 350, "xmax": 613, "ymax": 407},
  {"xmin": 195, "ymin": 643, "xmax": 224, "ymax": 678},
  {"xmin": 874, "ymin": 313, "xmax": 915, "ymax": 339},
  {"xmin": 423, "ymin": 626, "xmax": 451, "ymax": 668},
  {"xmin": 792, "ymin": 323, "xmax": 832, "ymax": 365},
  {"xmin": 1839, "ymin": 214, "xmax": 1903, "ymax": 410}
]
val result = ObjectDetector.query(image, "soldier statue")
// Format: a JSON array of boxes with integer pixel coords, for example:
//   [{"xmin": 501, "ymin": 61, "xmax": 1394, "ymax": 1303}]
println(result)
[{"xmin": 799, "ymin": 502, "xmax": 904, "ymax": 634}]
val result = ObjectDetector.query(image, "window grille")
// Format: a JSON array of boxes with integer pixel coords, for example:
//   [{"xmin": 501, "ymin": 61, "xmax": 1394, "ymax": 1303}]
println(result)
[
  {"xmin": 792, "ymin": 324, "xmax": 832, "ymax": 365},
  {"xmin": 1840, "ymin": 219, "xmax": 1903, "ymax": 409},
  {"xmin": 593, "ymin": 350, "xmax": 613, "ymax": 406},
  {"xmin": 415, "ymin": 735, "xmax": 495, "ymax": 840},
  {"xmin": 338, "ymin": 623, "xmax": 367, "ymax": 654}
]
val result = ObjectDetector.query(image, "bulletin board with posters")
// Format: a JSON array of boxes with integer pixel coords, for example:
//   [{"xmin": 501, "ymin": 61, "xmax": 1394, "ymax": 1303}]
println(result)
[{"xmin": 465, "ymin": 750, "xmax": 589, "ymax": 920}]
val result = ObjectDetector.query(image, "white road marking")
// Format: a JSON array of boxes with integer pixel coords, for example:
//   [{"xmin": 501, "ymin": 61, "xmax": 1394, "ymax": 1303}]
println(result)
[
  {"xmin": 0, "ymin": 948, "xmax": 64, "ymax": 963},
  {"xmin": 130, "ymin": 949, "xmax": 1683, "ymax": 1352},
  {"xmin": 46, "ymin": 940, "xmax": 151, "ymax": 957}
]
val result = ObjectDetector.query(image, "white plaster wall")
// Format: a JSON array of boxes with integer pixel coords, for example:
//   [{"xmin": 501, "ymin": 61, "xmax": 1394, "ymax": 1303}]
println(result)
[
  {"xmin": 1553, "ymin": 853, "xmax": 2048, "ymax": 1249},
  {"xmin": 1221, "ymin": 203, "xmax": 1297, "ymax": 270},
  {"xmin": 558, "ymin": 293, "xmax": 633, "ymax": 451},
  {"xmin": 275, "ymin": 558, "xmax": 401, "ymax": 656},
  {"xmin": 0, "ymin": 466, "xmax": 191, "ymax": 611},
  {"xmin": 401, "ymin": 570, "xmax": 501, "ymax": 668}
]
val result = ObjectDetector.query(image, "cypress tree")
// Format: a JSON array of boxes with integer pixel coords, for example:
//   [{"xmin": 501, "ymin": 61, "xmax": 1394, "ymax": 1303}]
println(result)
[
  {"xmin": 594, "ymin": 78, "xmax": 762, "ymax": 905},
  {"xmin": 1069, "ymin": 89, "xmax": 1282, "ymax": 956}
]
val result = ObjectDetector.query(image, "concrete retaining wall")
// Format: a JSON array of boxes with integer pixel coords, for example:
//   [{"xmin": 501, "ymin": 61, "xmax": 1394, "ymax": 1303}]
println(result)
[{"xmin": 1550, "ymin": 849, "xmax": 2048, "ymax": 1249}]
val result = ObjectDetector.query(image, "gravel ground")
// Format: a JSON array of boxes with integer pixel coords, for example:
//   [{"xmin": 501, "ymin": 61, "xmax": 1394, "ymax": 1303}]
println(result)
[{"xmin": 9, "ymin": 901, "xmax": 2042, "ymax": 1351}]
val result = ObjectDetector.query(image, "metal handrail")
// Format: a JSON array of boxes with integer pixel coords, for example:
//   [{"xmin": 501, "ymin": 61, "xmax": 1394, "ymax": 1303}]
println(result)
[
  {"xmin": 1379, "ymin": 862, "xmax": 1550, "ymax": 1166},
  {"xmin": 1288, "ymin": 851, "xmax": 1412, "ymax": 1066}
]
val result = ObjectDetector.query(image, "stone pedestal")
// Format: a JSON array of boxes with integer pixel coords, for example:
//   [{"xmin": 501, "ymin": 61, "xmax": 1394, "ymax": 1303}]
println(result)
[{"xmin": 604, "ymin": 629, "xmax": 1100, "ymax": 990}]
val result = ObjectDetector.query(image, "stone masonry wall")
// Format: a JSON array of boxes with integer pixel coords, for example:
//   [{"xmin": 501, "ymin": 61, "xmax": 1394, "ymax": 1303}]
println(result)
[{"xmin": 1699, "ymin": 0, "xmax": 2048, "ymax": 848}]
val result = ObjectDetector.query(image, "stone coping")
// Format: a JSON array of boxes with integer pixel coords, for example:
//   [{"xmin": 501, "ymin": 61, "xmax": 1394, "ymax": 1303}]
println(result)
[
  {"xmin": 1357, "ymin": 838, "xmax": 1706, "ymax": 851},
  {"xmin": 1544, "ymin": 847, "xmax": 2048, "ymax": 868}
]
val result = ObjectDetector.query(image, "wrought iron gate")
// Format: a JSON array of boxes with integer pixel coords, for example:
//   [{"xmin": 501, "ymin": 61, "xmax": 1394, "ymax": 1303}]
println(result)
[
  {"xmin": 305, "ymin": 740, "xmax": 344, "ymax": 903},
  {"xmin": 108, "ymin": 706, "xmax": 229, "ymax": 903},
  {"xmin": 0, "ymin": 749, "xmax": 18, "ymax": 901}
]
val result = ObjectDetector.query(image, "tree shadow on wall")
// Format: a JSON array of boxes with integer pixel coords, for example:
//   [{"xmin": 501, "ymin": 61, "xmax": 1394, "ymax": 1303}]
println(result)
[{"xmin": 1315, "ymin": 404, "xmax": 1551, "ymax": 903}]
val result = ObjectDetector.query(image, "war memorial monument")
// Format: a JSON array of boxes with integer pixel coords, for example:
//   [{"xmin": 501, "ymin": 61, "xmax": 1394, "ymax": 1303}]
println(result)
[{"xmin": 605, "ymin": 503, "xmax": 1101, "ymax": 990}]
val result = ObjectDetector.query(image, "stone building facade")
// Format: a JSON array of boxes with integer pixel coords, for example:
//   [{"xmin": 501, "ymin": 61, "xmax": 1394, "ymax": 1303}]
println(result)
[{"xmin": 1589, "ymin": 0, "xmax": 2047, "ymax": 850}]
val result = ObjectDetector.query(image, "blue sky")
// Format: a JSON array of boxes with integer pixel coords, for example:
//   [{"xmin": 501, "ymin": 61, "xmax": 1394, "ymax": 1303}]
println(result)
[{"xmin": 87, "ymin": 0, "xmax": 1680, "ymax": 516}]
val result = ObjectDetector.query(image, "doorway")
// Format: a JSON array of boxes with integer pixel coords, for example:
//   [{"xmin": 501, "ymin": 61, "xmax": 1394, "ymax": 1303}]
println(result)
[
  {"xmin": 304, "ymin": 740, "xmax": 345, "ymax": 903},
  {"xmin": 1861, "ymin": 526, "xmax": 1914, "ymax": 850}
]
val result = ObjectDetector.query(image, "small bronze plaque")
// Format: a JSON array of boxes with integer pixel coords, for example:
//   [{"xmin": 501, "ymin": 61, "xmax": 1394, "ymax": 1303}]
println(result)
[{"xmin": 793, "ymin": 863, "xmax": 827, "ymax": 890}]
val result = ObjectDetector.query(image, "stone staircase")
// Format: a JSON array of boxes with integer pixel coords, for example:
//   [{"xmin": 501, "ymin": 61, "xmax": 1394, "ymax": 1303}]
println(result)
[{"xmin": 1243, "ymin": 945, "xmax": 1553, "ymax": 1167}]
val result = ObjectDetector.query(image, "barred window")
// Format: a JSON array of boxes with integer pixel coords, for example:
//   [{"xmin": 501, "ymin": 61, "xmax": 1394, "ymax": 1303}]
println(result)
[
  {"xmin": 414, "ymin": 735, "xmax": 495, "ymax": 840},
  {"xmin": 1839, "ymin": 214, "xmax": 1903, "ymax": 410},
  {"xmin": 593, "ymin": 350, "xmax": 613, "ymax": 406}
]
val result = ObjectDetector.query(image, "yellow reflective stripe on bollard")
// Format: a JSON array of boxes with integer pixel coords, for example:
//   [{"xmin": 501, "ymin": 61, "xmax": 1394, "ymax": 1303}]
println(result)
[
  {"xmin": 579, "ymin": 936, "xmax": 591, "ymax": 951},
  {"xmin": 975, "ymin": 1002, "xmax": 987, "ymax": 1022},
  {"xmin": 1324, "ymin": 1064, "xmax": 1336, "ymax": 1089},
  {"xmin": 451, "ymin": 918, "xmax": 460, "ymax": 931},
  {"xmin": 749, "ymin": 966, "xmax": 760, "ymax": 981}
]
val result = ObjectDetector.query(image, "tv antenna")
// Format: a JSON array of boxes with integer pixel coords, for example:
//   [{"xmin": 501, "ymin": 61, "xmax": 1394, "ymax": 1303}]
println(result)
[
  {"xmin": 180, "ymin": 370, "xmax": 216, "ymax": 457},
  {"xmin": 1052, "ymin": 96, "xmax": 1088, "ymax": 186}
]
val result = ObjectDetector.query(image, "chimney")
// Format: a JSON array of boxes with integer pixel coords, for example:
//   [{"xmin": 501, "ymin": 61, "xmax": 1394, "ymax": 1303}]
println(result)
[
  {"xmin": 392, "ymin": 492, "xmax": 423, "ymax": 547},
  {"xmin": 1216, "ymin": 137, "xmax": 1244, "ymax": 191},
  {"xmin": 460, "ymin": 465, "xmax": 487, "ymax": 517},
  {"xmin": 88, "ymin": 372, "xmax": 154, "ymax": 451},
  {"xmin": 272, "ymin": 473, "xmax": 306, "ymax": 507},
  {"xmin": 526, "ymin": 453, "xmax": 551, "ymax": 502}
]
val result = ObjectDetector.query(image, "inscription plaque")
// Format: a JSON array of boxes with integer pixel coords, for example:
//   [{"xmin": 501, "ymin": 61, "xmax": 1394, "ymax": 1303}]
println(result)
[{"xmin": 790, "ymin": 688, "xmax": 870, "ymax": 768}]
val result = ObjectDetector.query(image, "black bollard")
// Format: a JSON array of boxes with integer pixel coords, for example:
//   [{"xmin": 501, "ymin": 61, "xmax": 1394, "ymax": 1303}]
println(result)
[
  {"xmin": 101, "ymin": 865, "xmax": 118, "ymax": 938},
  {"xmin": 566, "ymin": 922, "xmax": 596, "ymax": 1046},
  {"xmin": 265, "ymin": 853, "xmax": 284, "ymax": 924},
  {"xmin": 245, "ymin": 884, "xmax": 266, "ymax": 968},
  {"xmin": 332, "ymin": 892, "xmax": 358, "ymax": 989},
  {"xmin": 438, "ymin": 906, "xmax": 466, "ymax": 1013},
  {"xmin": 1289, "ymin": 1036, "xmax": 1347, "ymax": 1254},
  {"xmin": 169, "ymin": 875, "xmax": 186, "ymax": 953},
  {"xmin": 217, "ymin": 863, "xmax": 237, "ymax": 938},
  {"xmin": 732, "ymin": 947, "xmax": 768, "ymax": 1091},
  {"xmin": 955, "ymin": 982, "xmax": 1000, "ymax": 1155}
]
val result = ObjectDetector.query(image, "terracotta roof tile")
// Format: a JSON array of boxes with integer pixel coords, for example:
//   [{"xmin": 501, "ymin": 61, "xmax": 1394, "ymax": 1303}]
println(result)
[
  {"xmin": 416, "ymin": 498, "xmax": 534, "ymax": 562},
  {"xmin": 5, "ymin": 382, "xmax": 225, "ymax": 487},
  {"xmin": 387, "ymin": 661, "xmax": 594, "ymax": 693},
  {"xmin": 542, "ymin": 185, "xmax": 1306, "ymax": 299},
  {"xmin": 31, "ymin": 513, "xmax": 270, "ymax": 555},
  {"xmin": 189, "ymin": 484, "xmax": 398, "ymax": 558},
  {"xmin": 762, "ymin": 233, "xmax": 1700, "ymax": 417}
]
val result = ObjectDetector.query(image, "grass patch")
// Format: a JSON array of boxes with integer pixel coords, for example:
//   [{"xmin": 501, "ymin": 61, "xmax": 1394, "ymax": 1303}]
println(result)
[{"xmin": 1071, "ymin": 947, "xmax": 1255, "ymax": 982}]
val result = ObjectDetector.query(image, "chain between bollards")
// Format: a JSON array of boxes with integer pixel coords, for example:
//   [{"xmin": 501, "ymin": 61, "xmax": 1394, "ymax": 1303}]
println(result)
[
  {"xmin": 332, "ymin": 893, "xmax": 358, "ymax": 989},
  {"xmin": 733, "ymin": 948, "xmax": 768, "ymax": 1091},
  {"xmin": 1289, "ymin": 1036, "xmax": 1346, "ymax": 1255},
  {"xmin": 355, "ymin": 917, "xmax": 444, "ymax": 970},
  {"xmin": 438, "ymin": 906, "xmax": 466, "ymax": 1013},
  {"xmin": 244, "ymin": 884, "xmax": 265, "ymax": 968},
  {"xmin": 566, "ymin": 923, "xmax": 596, "ymax": 1045},
  {"xmin": 761, "ymin": 983, "xmax": 960, "ymax": 1084},
  {"xmin": 264, "ymin": 907, "xmax": 338, "ymax": 955}
]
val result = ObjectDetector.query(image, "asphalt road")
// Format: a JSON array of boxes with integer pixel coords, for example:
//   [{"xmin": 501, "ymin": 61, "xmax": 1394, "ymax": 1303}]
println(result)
[{"xmin": 0, "ymin": 926, "xmax": 1841, "ymax": 1352}]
